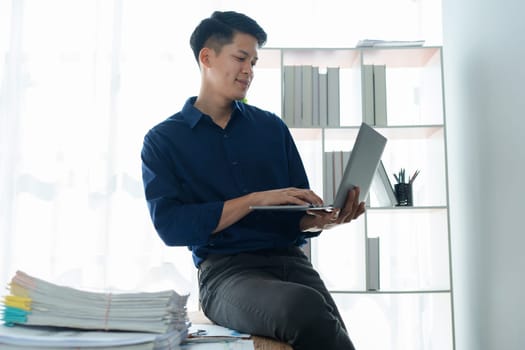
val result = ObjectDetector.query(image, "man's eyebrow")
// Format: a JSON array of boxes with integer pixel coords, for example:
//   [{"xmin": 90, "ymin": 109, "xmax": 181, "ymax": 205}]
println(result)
[{"xmin": 237, "ymin": 49, "xmax": 258, "ymax": 61}]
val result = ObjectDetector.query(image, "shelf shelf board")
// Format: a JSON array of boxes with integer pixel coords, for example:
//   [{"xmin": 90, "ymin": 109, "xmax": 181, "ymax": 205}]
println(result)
[
  {"xmin": 329, "ymin": 289, "xmax": 451, "ymax": 295},
  {"xmin": 262, "ymin": 46, "xmax": 442, "ymax": 68},
  {"xmin": 289, "ymin": 127, "xmax": 323, "ymax": 141},
  {"xmin": 276, "ymin": 48, "xmax": 361, "ymax": 68},
  {"xmin": 376, "ymin": 125, "xmax": 444, "ymax": 139},
  {"xmin": 322, "ymin": 124, "xmax": 444, "ymax": 141},
  {"xmin": 362, "ymin": 46, "xmax": 441, "ymax": 67},
  {"xmin": 367, "ymin": 205, "xmax": 447, "ymax": 212}
]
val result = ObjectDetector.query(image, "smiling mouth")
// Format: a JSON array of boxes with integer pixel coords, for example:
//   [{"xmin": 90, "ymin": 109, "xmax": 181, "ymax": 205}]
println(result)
[{"xmin": 236, "ymin": 79, "xmax": 250, "ymax": 88}]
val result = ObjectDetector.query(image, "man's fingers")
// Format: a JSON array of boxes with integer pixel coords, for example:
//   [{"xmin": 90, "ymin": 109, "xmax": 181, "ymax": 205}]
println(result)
[
  {"xmin": 338, "ymin": 200, "xmax": 365, "ymax": 224},
  {"xmin": 284, "ymin": 188, "xmax": 323, "ymax": 206}
]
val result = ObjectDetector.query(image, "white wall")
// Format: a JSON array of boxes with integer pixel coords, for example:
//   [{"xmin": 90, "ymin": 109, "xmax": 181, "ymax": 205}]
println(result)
[{"xmin": 442, "ymin": 0, "xmax": 525, "ymax": 349}]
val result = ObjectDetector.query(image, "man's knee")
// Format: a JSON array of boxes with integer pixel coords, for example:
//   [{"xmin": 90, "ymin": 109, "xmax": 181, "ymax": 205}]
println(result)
[
  {"xmin": 273, "ymin": 286, "xmax": 354, "ymax": 349},
  {"xmin": 277, "ymin": 286, "xmax": 327, "ymax": 327}
]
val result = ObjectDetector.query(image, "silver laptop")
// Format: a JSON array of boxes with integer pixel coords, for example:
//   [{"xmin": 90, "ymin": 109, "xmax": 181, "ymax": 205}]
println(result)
[{"xmin": 250, "ymin": 122, "xmax": 387, "ymax": 211}]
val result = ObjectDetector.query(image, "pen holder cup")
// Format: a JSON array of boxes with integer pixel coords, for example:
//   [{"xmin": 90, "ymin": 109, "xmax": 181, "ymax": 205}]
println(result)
[{"xmin": 395, "ymin": 183, "xmax": 413, "ymax": 206}]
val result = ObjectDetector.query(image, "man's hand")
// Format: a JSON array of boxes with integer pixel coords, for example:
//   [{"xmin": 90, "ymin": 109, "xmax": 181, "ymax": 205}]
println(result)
[
  {"xmin": 299, "ymin": 187, "xmax": 365, "ymax": 232},
  {"xmin": 250, "ymin": 187, "xmax": 324, "ymax": 207},
  {"xmin": 215, "ymin": 187, "xmax": 323, "ymax": 233},
  {"xmin": 335, "ymin": 186, "xmax": 366, "ymax": 225}
]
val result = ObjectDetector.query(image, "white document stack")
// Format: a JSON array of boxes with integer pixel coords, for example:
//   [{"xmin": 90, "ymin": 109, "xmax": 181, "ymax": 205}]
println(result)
[{"xmin": 1, "ymin": 270, "xmax": 189, "ymax": 349}]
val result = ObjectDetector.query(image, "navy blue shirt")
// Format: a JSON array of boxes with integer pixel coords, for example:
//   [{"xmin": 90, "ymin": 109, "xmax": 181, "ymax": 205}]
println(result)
[{"xmin": 141, "ymin": 97, "xmax": 320, "ymax": 267}]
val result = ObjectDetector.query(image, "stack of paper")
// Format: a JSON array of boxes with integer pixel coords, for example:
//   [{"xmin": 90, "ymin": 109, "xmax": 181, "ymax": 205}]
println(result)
[
  {"xmin": 1, "ymin": 271, "xmax": 189, "ymax": 349},
  {"xmin": 0, "ymin": 324, "xmax": 186, "ymax": 350}
]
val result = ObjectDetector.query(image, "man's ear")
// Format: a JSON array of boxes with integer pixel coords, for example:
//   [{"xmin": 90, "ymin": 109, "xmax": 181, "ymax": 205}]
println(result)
[{"xmin": 199, "ymin": 47, "xmax": 212, "ymax": 68}]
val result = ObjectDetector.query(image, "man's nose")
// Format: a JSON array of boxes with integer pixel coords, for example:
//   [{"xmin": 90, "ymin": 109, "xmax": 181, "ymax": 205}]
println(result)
[{"xmin": 242, "ymin": 61, "xmax": 253, "ymax": 75}]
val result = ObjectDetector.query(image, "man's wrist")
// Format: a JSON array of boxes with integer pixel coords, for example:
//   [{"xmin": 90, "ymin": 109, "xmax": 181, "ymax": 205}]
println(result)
[{"xmin": 300, "ymin": 215, "xmax": 321, "ymax": 232}]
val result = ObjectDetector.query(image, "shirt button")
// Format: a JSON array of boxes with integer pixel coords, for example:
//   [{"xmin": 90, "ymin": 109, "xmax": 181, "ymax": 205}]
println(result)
[
  {"xmin": 224, "ymin": 134, "xmax": 229, "ymax": 138},
  {"xmin": 232, "ymin": 161, "xmax": 239, "ymax": 166}
]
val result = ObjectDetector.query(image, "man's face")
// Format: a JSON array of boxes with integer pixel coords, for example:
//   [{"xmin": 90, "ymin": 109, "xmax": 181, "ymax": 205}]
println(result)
[{"xmin": 205, "ymin": 32, "xmax": 259, "ymax": 101}]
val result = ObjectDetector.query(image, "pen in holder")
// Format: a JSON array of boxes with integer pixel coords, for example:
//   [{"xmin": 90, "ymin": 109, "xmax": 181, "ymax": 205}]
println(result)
[
  {"xmin": 393, "ymin": 168, "xmax": 419, "ymax": 207},
  {"xmin": 394, "ymin": 183, "xmax": 413, "ymax": 206}
]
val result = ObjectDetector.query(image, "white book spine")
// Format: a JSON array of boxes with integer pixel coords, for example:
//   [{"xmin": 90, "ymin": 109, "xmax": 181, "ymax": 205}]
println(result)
[
  {"xmin": 327, "ymin": 67, "xmax": 340, "ymax": 127},
  {"xmin": 283, "ymin": 65, "xmax": 295, "ymax": 127},
  {"xmin": 362, "ymin": 65, "xmax": 375, "ymax": 125},
  {"xmin": 333, "ymin": 151, "xmax": 344, "ymax": 197},
  {"xmin": 312, "ymin": 66, "xmax": 320, "ymax": 127},
  {"xmin": 319, "ymin": 72, "xmax": 328, "ymax": 127},
  {"xmin": 342, "ymin": 151, "xmax": 351, "ymax": 170},
  {"xmin": 301, "ymin": 65, "xmax": 314, "ymax": 127},
  {"xmin": 373, "ymin": 64, "xmax": 388, "ymax": 126},
  {"xmin": 324, "ymin": 151, "xmax": 334, "ymax": 205},
  {"xmin": 366, "ymin": 237, "xmax": 380, "ymax": 291},
  {"xmin": 293, "ymin": 65, "xmax": 303, "ymax": 127}
]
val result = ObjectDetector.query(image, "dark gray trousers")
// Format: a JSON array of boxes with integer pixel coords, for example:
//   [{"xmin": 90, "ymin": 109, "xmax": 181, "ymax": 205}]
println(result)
[{"xmin": 198, "ymin": 246, "xmax": 356, "ymax": 350}]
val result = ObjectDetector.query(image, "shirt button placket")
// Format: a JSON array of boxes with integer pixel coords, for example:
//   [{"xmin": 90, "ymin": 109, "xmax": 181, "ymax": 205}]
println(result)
[{"xmin": 223, "ymin": 131, "xmax": 245, "ymax": 194}]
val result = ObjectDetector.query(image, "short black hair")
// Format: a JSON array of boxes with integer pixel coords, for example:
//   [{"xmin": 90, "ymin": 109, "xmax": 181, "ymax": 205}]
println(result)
[{"xmin": 189, "ymin": 11, "xmax": 267, "ymax": 63}]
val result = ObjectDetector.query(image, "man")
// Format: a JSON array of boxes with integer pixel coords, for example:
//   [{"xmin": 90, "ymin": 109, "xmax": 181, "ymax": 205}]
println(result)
[{"xmin": 141, "ymin": 11, "xmax": 365, "ymax": 350}]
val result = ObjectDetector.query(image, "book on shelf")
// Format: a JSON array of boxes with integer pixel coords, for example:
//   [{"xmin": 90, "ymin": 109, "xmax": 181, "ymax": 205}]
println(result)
[
  {"xmin": 282, "ymin": 65, "xmax": 295, "ymax": 126},
  {"xmin": 327, "ymin": 67, "xmax": 340, "ymax": 127},
  {"xmin": 283, "ymin": 65, "xmax": 341, "ymax": 128},
  {"xmin": 327, "ymin": 151, "xmax": 395, "ymax": 208},
  {"xmin": 318, "ymin": 72, "xmax": 328, "ymax": 127},
  {"xmin": 361, "ymin": 64, "xmax": 388, "ymax": 126},
  {"xmin": 373, "ymin": 65, "xmax": 388, "ymax": 126},
  {"xmin": 324, "ymin": 151, "xmax": 356, "ymax": 206},
  {"xmin": 301, "ymin": 65, "xmax": 314, "ymax": 127},
  {"xmin": 293, "ymin": 65, "xmax": 303, "ymax": 127},
  {"xmin": 312, "ymin": 66, "xmax": 320, "ymax": 127},
  {"xmin": 333, "ymin": 151, "xmax": 345, "ymax": 195},
  {"xmin": 366, "ymin": 237, "xmax": 380, "ymax": 291},
  {"xmin": 356, "ymin": 39, "xmax": 425, "ymax": 47},
  {"xmin": 362, "ymin": 65, "xmax": 375, "ymax": 125},
  {"xmin": 324, "ymin": 152, "xmax": 335, "ymax": 205}
]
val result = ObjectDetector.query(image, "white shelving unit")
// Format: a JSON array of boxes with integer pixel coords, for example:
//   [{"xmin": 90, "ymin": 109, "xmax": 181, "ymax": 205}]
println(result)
[{"xmin": 254, "ymin": 46, "xmax": 455, "ymax": 350}]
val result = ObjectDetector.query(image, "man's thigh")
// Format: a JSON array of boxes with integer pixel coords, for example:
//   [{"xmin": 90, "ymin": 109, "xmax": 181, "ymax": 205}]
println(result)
[{"xmin": 199, "ymin": 251, "xmax": 338, "ymax": 337}]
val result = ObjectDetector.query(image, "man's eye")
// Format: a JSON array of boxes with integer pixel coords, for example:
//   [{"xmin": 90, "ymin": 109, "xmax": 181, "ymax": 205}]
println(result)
[{"xmin": 234, "ymin": 56, "xmax": 245, "ymax": 61}]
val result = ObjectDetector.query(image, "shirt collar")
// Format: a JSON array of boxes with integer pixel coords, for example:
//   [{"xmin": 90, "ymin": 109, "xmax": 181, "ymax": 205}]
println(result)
[{"xmin": 181, "ymin": 97, "xmax": 247, "ymax": 129}]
